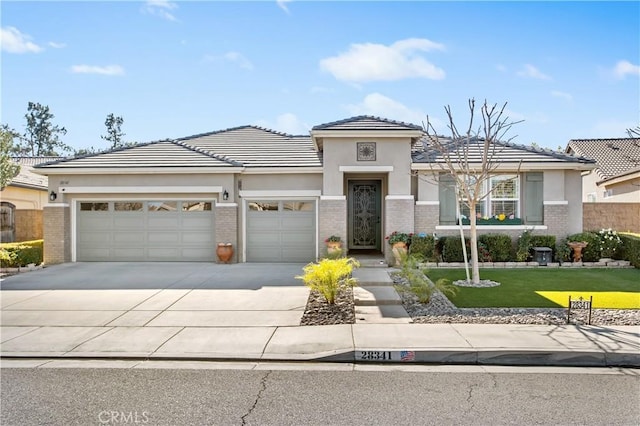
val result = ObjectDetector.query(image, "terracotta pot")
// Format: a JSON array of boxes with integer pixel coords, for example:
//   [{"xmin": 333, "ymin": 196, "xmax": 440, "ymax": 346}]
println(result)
[
  {"xmin": 216, "ymin": 243, "xmax": 234, "ymax": 263},
  {"xmin": 567, "ymin": 241, "xmax": 588, "ymax": 262},
  {"xmin": 326, "ymin": 241, "xmax": 342, "ymax": 256},
  {"xmin": 391, "ymin": 242, "xmax": 408, "ymax": 265}
]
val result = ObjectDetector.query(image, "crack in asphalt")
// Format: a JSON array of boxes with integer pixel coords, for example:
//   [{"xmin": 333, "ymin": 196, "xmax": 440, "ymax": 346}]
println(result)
[{"xmin": 240, "ymin": 371, "xmax": 272, "ymax": 426}]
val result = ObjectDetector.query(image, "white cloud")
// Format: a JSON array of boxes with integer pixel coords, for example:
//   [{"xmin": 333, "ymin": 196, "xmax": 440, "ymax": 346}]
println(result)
[
  {"xmin": 551, "ymin": 90, "xmax": 573, "ymax": 102},
  {"xmin": 255, "ymin": 113, "xmax": 310, "ymax": 135},
  {"xmin": 277, "ymin": 0, "xmax": 292, "ymax": 14},
  {"xmin": 345, "ymin": 93, "xmax": 427, "ymax": 126},
  {"xmin": 142, "ymin": 0, "xmax": 178, "ymax": 22},
  {"xmin": 70, "ymin": 64, "xmax": 125, "ymax": 76},
  {"xmin": 48, "ymin": 41, "xmax": 66, "ymax": 49},
  {"xmin": 204, "ymin": 51, "xmax": 253, "ymax": 70},
  {"xmin": 1, "ymin": 26, "xmax": 43, "ymax": 53},
  {"xmin": 612, "ymin": 60, "xmax": 640, "ymax": 79},
  {"xmin": 320, "ymin": 38, "xmax": 446, "ymax": 83},
  {"xmin": 517, "ymin": 64, "xmax": 551, "ymax": 80}
]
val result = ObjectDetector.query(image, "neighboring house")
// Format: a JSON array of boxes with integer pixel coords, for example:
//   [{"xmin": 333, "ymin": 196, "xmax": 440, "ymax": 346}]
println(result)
[
  {"xmin": 565, "ymin": 138, "xmax": 640, "ymax": 233},
  {"xmin": 1, "ymin": 157, "xmax": 59, "ymax": 242},
  {"xmin": 33, "ymin": 116, "xmax": 595, "ymax": 265},
  {"xmin": 566, "ymin": 138, "xmax": 640, "ymax": 203}
]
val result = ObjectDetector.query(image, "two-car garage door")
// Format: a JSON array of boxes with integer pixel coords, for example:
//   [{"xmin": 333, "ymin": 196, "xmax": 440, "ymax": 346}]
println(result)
[{"xmin": 77, "ymin": 201, "xmax": 215, "ymax": 262}]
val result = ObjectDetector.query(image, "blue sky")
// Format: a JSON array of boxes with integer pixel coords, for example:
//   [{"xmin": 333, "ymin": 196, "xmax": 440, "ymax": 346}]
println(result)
[{"xmin": 2, "ymin": 1, "xmax": 639, "ymax": 152}]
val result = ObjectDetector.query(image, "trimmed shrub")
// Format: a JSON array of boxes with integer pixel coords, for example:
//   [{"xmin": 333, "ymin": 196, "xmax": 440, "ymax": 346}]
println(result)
[
  {"xmin": 409, "ymin": 234, "xmax": 437, "ymax": 262},
  {"xmin": 478, "ymin": 234, "xmax": 513, "ymax": 262},
  {"xmin": 440, "ymin": 236, "xmax": 470, "ymax": 262},
  {"xmin": 295, "ymin": 257, "xmax": 360, "ymax": 304},
  {"xmin": 619, "ymin": 234, "xmax": 640, "ymax": 268},
  {"xmin": 567, "ymin": 232, "xmax": 600, "ymax": 262},
  {"xmin": 0, "ymin": 240, "xmax": 43, "ymax": 267}
]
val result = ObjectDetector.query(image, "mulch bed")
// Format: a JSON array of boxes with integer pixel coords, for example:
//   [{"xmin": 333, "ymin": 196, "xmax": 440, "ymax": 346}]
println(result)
[{"xmin": 300, "ymin": 287, "xmax": 355, "ymax": 326}]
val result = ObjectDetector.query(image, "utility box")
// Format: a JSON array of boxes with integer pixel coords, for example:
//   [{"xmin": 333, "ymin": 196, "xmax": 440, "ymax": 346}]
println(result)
[{"xmin": 533, "ymin": 247, "xmax": 552, "ymax": 266}]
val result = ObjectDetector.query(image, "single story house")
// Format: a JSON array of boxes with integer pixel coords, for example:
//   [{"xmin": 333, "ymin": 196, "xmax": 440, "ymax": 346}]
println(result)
[
  {"xmin": 34, "ymin": 116, "xmax": 596, "ymax": 265},
  {"xmin": 1, "ymin": 157, "xmax": 59, "ymax": 242}
]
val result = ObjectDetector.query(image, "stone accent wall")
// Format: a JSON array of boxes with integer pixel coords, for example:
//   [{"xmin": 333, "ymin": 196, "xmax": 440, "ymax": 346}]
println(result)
[
  {"xmin": 583, "ymin": 203, "xmax": 640, "ymax": 233},
  {"xmin": 414, "ymin": 203, "xmax": 439, "ymax": 233},
  {"xmin": 544, "ymin": 204, "xmax": 569, "ymax": 238},
  {"xmin": 43, "ymin": 205, "xmax": 70, "ymax": 265},
  {"xmin": 215, "ymin": 204, "xmax": 238, "ymax": 263},
  {"xmin": 385, "ymin": 196, "xmax": 415, "ymax": 264},
  {"xmin": 319, "ymin": 198, "xmax": 347, "ymax": 257},
  {"xmin": 15, "ymin": 210, "xmax": 43, "ymax": 242}
]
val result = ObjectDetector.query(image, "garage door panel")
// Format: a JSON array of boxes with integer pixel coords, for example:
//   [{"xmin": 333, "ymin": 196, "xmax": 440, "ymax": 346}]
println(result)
[
  {"xmin": 182, "ymin": 232, "xmax": 214, "ymax": 244},
  {"xmin": 148, "ymin": 216, "xmax": 179, "ymax": 228},
  {"xmin": 77, "ymin": 200, "xmax": 215, "ymax": 262},
  {"xmin": 113, "ymin": 232, "xmax": 145, "ymax": 244},
  {"xmin": 281, "ymin": 216, "xmax": 314, "ymax": 229},
  {"xmin": 281, "ymin": 248, "xmax": 314, "ymax": 262},
  {"xmin": 281, "ymin": 233, "xmax": 314, "ymax": 244}
]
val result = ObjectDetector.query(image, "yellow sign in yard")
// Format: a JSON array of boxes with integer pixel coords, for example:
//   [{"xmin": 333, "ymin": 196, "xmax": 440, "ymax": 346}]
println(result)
[{"xmin": 536, "ymin": 291, "xmax": 640, "ymax": 309}]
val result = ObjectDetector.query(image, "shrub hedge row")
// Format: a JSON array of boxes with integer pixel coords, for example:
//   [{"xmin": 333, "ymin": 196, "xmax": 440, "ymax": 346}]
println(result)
[
  {"xmin": 0, "ymin": 240, "xmax": 44, "ymax": 268},
  {"xmin": 407, "ymin": 232, "xmax": 637, "ymax": 268}
]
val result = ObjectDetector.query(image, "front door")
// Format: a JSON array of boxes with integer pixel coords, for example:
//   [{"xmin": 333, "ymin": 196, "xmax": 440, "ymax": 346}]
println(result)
[{"xmin": 348, "ymin": 180, "xmax": 382, "ymax": 250}]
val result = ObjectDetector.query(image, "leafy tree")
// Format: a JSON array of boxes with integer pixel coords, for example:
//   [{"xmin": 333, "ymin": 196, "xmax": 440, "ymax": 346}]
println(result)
[
  {"xmin": 18, "ymin": 102, "xmax": 70, "ymax": 156},
  {"xmin": 422, "ymin": 99, "xmax": 521, "ymax": 285},
  {"xmin": 101, "ymin": 113, "xmax": 126, "ymax": 149},
  {"xmin": 0, "ymin": 127, "xmax": 20, "ymax": 189}
]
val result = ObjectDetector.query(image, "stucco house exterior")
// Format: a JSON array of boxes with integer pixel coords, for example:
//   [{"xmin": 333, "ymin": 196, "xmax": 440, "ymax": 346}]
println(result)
[
  {"xmin": 34, "ymin": 116, "xmax": 596, "ymax": 265},
  {"xmin": 1, "ymin": 157, "xmax": 58, "ymax": 242}
]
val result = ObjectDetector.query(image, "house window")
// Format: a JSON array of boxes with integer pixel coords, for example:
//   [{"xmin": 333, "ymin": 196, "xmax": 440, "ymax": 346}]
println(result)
[{"xmin": 459, "ymin": 175, "xmax": 520, "ymax": 221}]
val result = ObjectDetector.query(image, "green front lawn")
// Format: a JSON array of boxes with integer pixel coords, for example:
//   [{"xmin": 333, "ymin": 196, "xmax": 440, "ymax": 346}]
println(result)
[{"xmin": 426, "ymin": 268, "xmax": 640, "ymax": 309}]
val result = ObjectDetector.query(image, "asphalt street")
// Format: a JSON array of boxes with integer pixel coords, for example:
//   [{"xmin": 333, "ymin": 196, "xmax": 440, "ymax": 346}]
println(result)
[{"xmin": 1, "ymin": 364, "xmax": 638, "ymax": 425}]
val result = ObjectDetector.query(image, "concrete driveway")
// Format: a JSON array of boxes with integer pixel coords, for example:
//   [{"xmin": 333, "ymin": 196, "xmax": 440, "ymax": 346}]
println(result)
[{"xmin": 1, "ymin": 262, "xmax": 310, "ymax": 328}]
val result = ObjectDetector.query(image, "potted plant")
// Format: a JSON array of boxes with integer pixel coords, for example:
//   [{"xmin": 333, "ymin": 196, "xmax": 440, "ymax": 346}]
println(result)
[
  {"xmin": 325, "ymin": 235, "xmax": 342, "ymax": 256},
  {"xmin": 386, "ymin": 231, "xmax": 412, "ymax": 265}
]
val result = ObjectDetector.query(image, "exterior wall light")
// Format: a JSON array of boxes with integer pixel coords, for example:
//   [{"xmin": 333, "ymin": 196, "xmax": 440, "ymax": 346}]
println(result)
[
  {"xmin": 223, "ymin": 190, "xmax": 229, "ymax": 201},
  {"xmin": 49, "ymin": 191, "xmax": 57, "ymax": 201}
]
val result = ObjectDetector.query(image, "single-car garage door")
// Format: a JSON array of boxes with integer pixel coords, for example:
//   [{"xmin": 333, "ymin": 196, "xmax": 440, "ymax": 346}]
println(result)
[
  {"xmin": 246, "ymin": 200, "xmax": 316, "ymax": 262},
  {"xmin": 77, "ymin": 201, "xmax": 215, "ymax": 261}
]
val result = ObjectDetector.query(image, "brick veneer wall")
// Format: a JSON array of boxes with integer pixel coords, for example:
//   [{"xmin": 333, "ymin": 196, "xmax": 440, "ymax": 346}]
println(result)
[
  {"xmin": 583, "ymin": 203, "xmax": 640, "ymax": 233},
  {"xmin": 414, "ymin": 203, "xmax": 439, "ymax": 233},
  {"xmin": 385, "ymin": 196, "xmax": 414, "ymax": 264},
  {"xmin": 43, "ymin": 205, "xmax": 70, "ymax": 264},
  {"xmin": 15, "ymin": 210, "xmax": 43, "ymax": 242},
  {"xmin": 319, "ymin": 198, "xmax": 347, "ymax": 257},
  {"xmin": 215, "ymin": 203, "xmax": 238, "ymax": 263},
  {"xmin": 544, "ymin": 204, "xmax": 569, "ymax": 238}
]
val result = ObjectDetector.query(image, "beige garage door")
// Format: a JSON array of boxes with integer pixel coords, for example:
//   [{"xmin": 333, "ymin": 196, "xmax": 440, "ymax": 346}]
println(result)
[
  {"xmin": 246, "ymin": 200, "xmax": 316, "ymax": 262},
  {"xmin": 77, "ymin": 201, "xmax": 215, "ymax": 261}
]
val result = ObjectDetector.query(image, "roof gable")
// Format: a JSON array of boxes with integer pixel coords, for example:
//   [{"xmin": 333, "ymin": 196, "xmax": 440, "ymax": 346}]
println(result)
[
  {"xmin": 312, "ymin": 115, "xmax": 423, "ymax": 131},
  {"xmin": 34, "ymin": 140, "xmax": 241, "ymax": 170},
  {"xmin": 567, "ymin": 138, "xmax": 640, "ymax": 180},
  {"xmin": 179, "ymin": 126, "xmax": 322, "ymax": 168},
  {"xmin": 8, "ymin": 157, "xmax": 60, "ymax": 189}
]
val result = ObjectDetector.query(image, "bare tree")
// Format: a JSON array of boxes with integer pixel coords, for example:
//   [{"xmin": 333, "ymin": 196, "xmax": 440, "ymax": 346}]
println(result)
[
  {"xmin": 627, "ymin": 125, "xmax": 640, "ymax": 138},
  {"xmin": 423, "ymin": 99, "xmax": 521, "ymax": 284}
]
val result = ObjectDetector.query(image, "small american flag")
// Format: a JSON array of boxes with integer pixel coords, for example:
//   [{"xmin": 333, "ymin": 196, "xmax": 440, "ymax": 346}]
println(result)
[{"xmin": 400, "ymin": 350, "xmax": 415, "ymax": 362}]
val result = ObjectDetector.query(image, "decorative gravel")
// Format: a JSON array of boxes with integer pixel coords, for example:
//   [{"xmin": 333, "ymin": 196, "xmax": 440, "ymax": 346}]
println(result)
[
  {"xmin": 392, "ymin": 272, "xmax": 640, "ymax": 326},
  {"xmin": 453, "ymin": 279, "xmax": 501, "ymax": 288},
  {"xmin": 300, "ymin": 287, "xmax": 355, "ymax": 326}
]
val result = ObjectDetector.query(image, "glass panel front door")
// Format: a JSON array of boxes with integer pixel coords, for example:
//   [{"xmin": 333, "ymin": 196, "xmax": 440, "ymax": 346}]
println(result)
[{"xmin": 348, "ymin": 180, "xmax": 382, "ymax": 250}]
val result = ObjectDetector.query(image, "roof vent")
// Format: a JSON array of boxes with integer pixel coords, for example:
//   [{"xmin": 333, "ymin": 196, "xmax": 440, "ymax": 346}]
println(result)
[{"xmin": 606, "ymin": 143, "xmax": 620, "ymax": 150}]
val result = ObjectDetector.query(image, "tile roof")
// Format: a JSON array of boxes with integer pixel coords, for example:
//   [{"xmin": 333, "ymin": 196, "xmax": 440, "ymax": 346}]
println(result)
[
  {"xmin": 412, "ymin": 137, "xmax": 596, "ymax": 165},
  {"xmin": 8, "ymin": 157, "xmax": 60, "ymax": 189},
  {"xmin": 178, "ymin": 125, "xmax": 322, "ymax": 168},
  {"xmin": 34, "ymin": 141, "xmax": 241, "ymax": 169},
  {"xmin": 566, "ymin": 138, "xmax": 640, "ymax": 180},
  {"xmin": 312, "ymin": 115, "xmax": 423, "ymax": 131}
]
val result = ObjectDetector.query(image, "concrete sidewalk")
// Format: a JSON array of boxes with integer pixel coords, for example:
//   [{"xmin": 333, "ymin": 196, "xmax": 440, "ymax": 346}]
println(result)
[{"xmin": 1, "ymin": 323, "xmax": 638, "ymax": 367}]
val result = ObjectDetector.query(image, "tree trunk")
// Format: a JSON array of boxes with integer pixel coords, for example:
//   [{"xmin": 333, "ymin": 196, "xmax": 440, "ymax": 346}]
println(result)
[{"xmin": 469, "ymin": 208, "xmax": 480, "ymax": 284}]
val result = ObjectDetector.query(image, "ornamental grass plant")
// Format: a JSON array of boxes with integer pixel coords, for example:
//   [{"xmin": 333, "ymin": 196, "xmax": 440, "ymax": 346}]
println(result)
[{"xmin": 296, "ymin": 257, "xmax": 360, "ymax": 304}]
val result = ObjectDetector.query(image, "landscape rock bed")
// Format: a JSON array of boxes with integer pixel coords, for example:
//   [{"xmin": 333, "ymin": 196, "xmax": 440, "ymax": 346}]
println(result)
[
  {"xmin": 392, "ymin": 273, "xmax": 640, "ymax": 326},
  {"xmin": 300, "ymin": 288, "xmax": 355, "ymax": 326}
]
